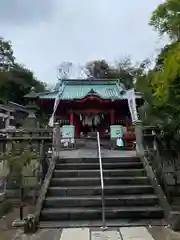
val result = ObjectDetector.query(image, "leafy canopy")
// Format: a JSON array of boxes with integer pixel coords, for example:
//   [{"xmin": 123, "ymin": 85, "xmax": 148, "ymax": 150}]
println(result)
[
  {"xmin": 150, "ymin": 0, "xmax": 180, "ymax": 41},
  {"xmin": 0, "ymin": 37, "xmax": 46, "ymax": 103},
  {"xmin": 150, "ymin": 42, "xmax": 180, "ymax": 108},
  {"xmin": 0, "ymin": 37, "xmax": 15, "ymax": 71},
  {"xmin": 85, "ymin": 57, "xmax": 150, "ymax": 89}
]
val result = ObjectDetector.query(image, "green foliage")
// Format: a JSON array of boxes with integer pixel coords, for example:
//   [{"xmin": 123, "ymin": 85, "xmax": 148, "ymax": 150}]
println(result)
[
  {"xmin": 150, "ymin": 42, "xmax": 180, "ymax": 108},
  {"xmin": 0, "ymin": 64, "xmax": 46, "ymax": 103},
  {"xmin": 0, "ymin": 37, "xmax": 46, "ymax": 104},
  {"xmin": 150, "ymin": 0, "xmax": 180, "ymax": 41},
  {"xmin": 0, "ymin": 37, "xmax": 15, "ymax": 70},
  {"xmin": 158, "ymin": 116, "xmax": 180, "ymax": 151},
  {"xmin": 136, "ymin": 40, "xmax": 180, "ymax": 152},
  {"xmin": 86, "ymin": 60, "xmax": 111, "ymax": 79}
]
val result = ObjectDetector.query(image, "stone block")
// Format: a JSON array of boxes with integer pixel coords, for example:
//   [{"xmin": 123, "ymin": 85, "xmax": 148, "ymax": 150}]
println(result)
[{"xmin": 168, "ymin": 211, "xmax": 180, "ymax": 231}]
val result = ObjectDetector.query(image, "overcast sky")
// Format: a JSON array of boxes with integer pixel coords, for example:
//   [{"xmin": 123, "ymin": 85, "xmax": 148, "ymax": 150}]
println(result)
[{"xmin": 0, "ymin": 0, "xmax": 167, "ymax": 84}]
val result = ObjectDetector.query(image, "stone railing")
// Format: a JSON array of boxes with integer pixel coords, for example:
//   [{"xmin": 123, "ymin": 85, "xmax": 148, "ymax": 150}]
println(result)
[
  {"xmin": 34, "ymin": 155, "xmax": 56, "ymax": 226},
  {"xmin": 12, "ymin": 153, "xmax": 57, "ymax": 233},
  {"xmin": 135, "ymin": 121, "xmax": 180, "ymax": 230},
  {"xmin": 0, "ymin": 128, "xmax": 53, "ymax": 154},
  {"xmin": 0, "ymin": 128, "xmax": 53, "ymax": 201},
  {"xmin": 138, "ymin": 124, "xmax": 180, "ymax": 202}
]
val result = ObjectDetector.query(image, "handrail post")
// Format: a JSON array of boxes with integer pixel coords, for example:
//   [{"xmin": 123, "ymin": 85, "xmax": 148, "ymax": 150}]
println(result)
[
  {"xmin": 134, "ymin": 120, "xmax": 144, "ymax": 156},
  {"xmin": 97, "ymin": 132, "xmax": 107, "ymax": 230},
  {"xmin": 53, "ymin": 122, "xmax": 60, "ymax": 157}
]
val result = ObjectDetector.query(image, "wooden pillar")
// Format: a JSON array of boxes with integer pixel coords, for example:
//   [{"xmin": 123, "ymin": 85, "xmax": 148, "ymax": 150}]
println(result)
[
  {"xmin": 110, "ymin": 110, "xmax": 115, "ymax": 125},
  {"xmin": 69, "ymin": 111, "xmax": 74, "ymax": 125}
]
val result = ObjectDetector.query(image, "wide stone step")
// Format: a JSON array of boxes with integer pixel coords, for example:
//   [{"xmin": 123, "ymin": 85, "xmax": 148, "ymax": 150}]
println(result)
[
  {"xmin": 55, "ymin": 162, "xmax": 143, "ymax": 170},
  {"xmin": 39, "ymin": 218, "xmax": 167, "ymax": 228},
  {"xmin": 57, "ymin": 157, "xmax": 141, "ymax": 164},
  {"xmin": 50, "ymin": 176, "xmax": 150, "ymax": 186},
  {"xmin": 47, "ymin": 185, "xmax": 154, "ymax": 196},
  {"xmin": 40, "ymin": 206, "xmax": 164, "ymax": 221},
  {"xmin": 53, "ymin": 169, "xmax": 146, "ymax": 178},
  {"xmin": 44, "ymin": 194, "xmax": 159, "ymax": 208}
]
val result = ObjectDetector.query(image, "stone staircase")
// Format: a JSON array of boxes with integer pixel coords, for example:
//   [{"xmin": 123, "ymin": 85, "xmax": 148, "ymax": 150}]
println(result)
[{"xmin": 40, "ymin": 156, "xmax": 165, "ymax": 227}]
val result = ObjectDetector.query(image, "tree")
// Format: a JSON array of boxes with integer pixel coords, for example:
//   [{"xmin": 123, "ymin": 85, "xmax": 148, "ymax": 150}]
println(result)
[
  {"xmin": 114, "ymin": 57, "xmax": 150, "ymax": 89},
  {"xmin": 85, "ymin": 57, "xmax": 149, "ymax": 89},
  {"xmin": 149, "ymin": 0, "xmax": 180, "ymax": 41},
  {"xmin": 0, "ymin": 37, "xmax": 46, "ymax": 104},
  {"xmin": 136, "ymin": 40, "xmax": 180, "ymax": 158},
  {"xmin": 0, "ymin": 37, "xmax": 15, "ymax": 71},
  {"xmin": 0, "ymin": 64, "xmax": 46, "ymax": 104},
  {"xmin": 86, "ymin": 60, "xmax": 111, "ymax": 79},
  {"xmin": 146, "ymin": 0, "xmax": 180, "ymax": 119},
  {"xmin": 150, "ymin": 42, "xmax": 180, "ymax": 107}
]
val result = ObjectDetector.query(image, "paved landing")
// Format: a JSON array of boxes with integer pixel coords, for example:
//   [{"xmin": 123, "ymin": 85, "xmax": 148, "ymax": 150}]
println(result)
[
  {"xmin": 59, "ymin": 149, "xmax": 137, "ymax": 159},
  {"xmin": 12, "ymin": 227, "xmax": 180, "ymax": 240}
]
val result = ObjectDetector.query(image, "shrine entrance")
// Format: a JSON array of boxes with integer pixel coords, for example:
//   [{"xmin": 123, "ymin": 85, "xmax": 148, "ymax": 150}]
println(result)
[{"xmin": 73, "ymin": 111, "xmax": 110, "ymax": 137}]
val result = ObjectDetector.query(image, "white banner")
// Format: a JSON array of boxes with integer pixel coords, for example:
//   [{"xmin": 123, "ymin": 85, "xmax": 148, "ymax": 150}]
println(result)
[
  {"xmin": 126, "ymin": 88, "xmax": 138, "ymax": 123},
  {"xmin": 48, "ymin": 84, "xmax": 65, "ymax": 127},
  {"xmin": 48, "ymin": 92, "xmax": 61, "ymax": 127}
]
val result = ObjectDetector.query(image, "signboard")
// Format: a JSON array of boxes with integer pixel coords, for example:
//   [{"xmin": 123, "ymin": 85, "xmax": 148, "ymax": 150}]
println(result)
[
  {"xmin": 61, "ymin": 125, "xmax": 75, "ymax": 146},
  {"xmin": 110, "ymin": 125, "xmax": 123, "ymax": 139},
  {"xmin": 62, "ymin": 125, "xmax": 74, "ymax": 138}
]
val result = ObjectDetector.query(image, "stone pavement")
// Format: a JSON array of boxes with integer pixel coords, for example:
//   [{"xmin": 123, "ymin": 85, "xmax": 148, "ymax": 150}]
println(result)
[
  {"xmin": 12, "ymin": 227, "xmax": 180, "ymax": 240},
  {"xmin": 59, "ymin": 149, "xmax": 137, "ymax": 159}
]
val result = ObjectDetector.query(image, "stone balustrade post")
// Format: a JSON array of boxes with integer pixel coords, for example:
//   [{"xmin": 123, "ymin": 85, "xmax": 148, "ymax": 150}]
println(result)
[
  {"xmin": 53, "ymin": 122, "xmax": 60, "ymax": 156},
  {"xmin": 134, "ymin": 120, "xmax": 144, "ymax": 156}
]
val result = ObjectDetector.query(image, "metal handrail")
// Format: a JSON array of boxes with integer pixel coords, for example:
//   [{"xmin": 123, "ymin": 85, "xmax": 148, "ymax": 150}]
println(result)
[{"xmin": 97, "ymin": 132, "xmax": 106, "ymax": 229}]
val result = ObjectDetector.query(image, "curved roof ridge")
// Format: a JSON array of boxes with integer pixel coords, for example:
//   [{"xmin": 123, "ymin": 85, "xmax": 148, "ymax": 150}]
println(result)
[
  {"xmin": 39, "ymin": 80, "xmax": 126, "ymax": 100},
  {"xmin": 61, "ymin": 78, "xmax": 119, "ymax": 85}
]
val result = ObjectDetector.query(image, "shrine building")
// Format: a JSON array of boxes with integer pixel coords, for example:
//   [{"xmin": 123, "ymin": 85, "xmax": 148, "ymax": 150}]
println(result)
[{"xmin": 35, "ymin": 79, "xmax": 142, "ymax": 137}]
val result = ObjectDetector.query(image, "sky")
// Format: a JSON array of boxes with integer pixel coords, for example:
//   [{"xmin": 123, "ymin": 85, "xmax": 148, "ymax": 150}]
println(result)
[{"xmin": 0, "ymin": 0, "xmax": 167, "ymax": 84}]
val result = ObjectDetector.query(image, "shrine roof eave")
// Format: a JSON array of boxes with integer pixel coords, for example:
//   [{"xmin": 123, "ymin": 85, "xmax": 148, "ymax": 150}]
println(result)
[
  {"xmin": 38, "ymin": 96, "xmax": 128, "ymax": 102},
  {"xmin": 38, "ymin": 93, "xmax": 142, "ymax": 101},
  {"xmin": 38, "ymin": 79, "xmax": 143, "ymax": 101}
]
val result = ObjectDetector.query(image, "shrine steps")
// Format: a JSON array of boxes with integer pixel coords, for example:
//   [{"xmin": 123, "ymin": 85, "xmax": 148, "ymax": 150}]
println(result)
[
  {"xmin": 39, "ymin": 156, "xmax": 165, "ymax": 227},
  {"xmin": 53, "ymin": 169, "xmax": 146, "ymax": 178},
  {"xmin": 41, "ymin": 206, "xmax": 163, "ymax": 221}
]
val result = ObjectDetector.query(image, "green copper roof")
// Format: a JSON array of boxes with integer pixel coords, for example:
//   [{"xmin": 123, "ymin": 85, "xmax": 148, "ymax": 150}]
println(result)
[{"xmin": 39, "ymin": 79, "xmax": 126, "ymax": 100}]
